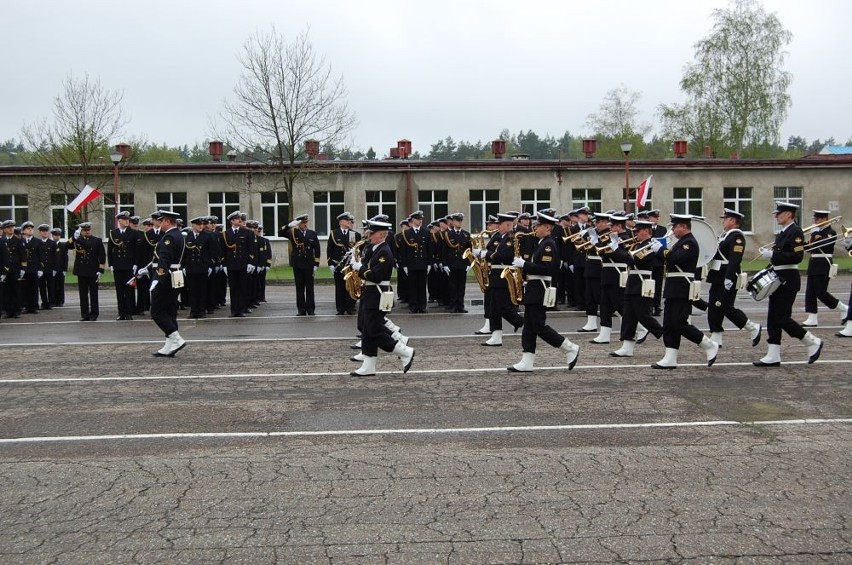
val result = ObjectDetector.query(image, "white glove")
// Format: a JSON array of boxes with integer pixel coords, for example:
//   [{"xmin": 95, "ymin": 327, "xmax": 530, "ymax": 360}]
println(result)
[
  {"xmin": 569, "ymin": 265, "xmax": 575, "ymax": 273},
  {"xmin": 329, "ymin": 265, "xmax": 335, "ymax": 274},
  {"xmin": 474, "ymin": 248, "xmax": 486, "ymax": 258},
  {"xmin": 223, "ymin": 267, "xmax": 228, "ymax": 276},
  {"xmin": 132, "ymin": 265, "xmax": 137, "ymax": 275},
  {"xmin": 96, "ymin": 272, "xmax": 101, "ymax": 280},
  {"xmin": 724, "ymin": 278, "xmax": 734, "ymax": 291},
  {"xmin": 247, "ymin": 264, "xmax": 255, "ymax": 274},
  {"xmin": 351, "ymin": 261, "xmax": 362, "ymax": 271},
  {"xmin": 760, "ymin": 249, "xmax": 773, "ymax": 260},
  {"xmin": 37, "ymin": 270, "xmax": 43, "ymax": 278},
  {"xmin": 149, "ymin": 279, "xmax": 158, "ymax": 293},
  {"xmin": 465, "ymin": 265, "xmax": 472, "ymax": 272},
  {"xmin": 442, "ymin": 266, "xmax": 450, "ymax": 275},
  {"xmin": 110, "ymin": 266, "xmax": 114, "ymax": 273},
  {"xmin": 52, "ymin": 270, "xmax": 56, "ymax": 276},
  {"xmin": 512, "ymin": 256, "xmax": 525, "ymax": 268},
  {"xmin": 139, "ymin": 268, "xmax": 149, "ymax": 278},
  {"xmin": 588, "ymin": 231, "xmax": 599, "ymax": 244},
  {"xmin": 426, "ymin": 265, "xmax": 432, "ymax": 275},
  {"xmin": 208, "ymin": 267, "xmax": 212, "ymax": 276},
  {"xmin": 288, "ymin": 219, "xmax": 299, "ymax": 228},
  {"xmin": 0, "ymin": 274, "xmax": 5, "ymax": 282},
  {"xmin": 650, "ymin": 239, "xmax": 663, "ymax": 253},
  {"xmin": 181, "ymin": 268, "xmax": 186, "ymax": 276},
  {"xmin": 19, "ymin": 270, "xmax": 24, "ymax": 279},
  {"xmin": 313, "ymin": 266, "xmax": 318, "ymax": 274},
  {"xmin": 62, "ymin": 271, "xmax": 67, "ymax": 277},
  {"xmin": 73, "ymin": 229, "xmax": 81, "ymax": 239},
  {"xmin": 807, "ymin": 227, "xmax": 819, "ymax": 235},
  {"xmin": 844, "ymin": 237, "xmax": 852, "ymax": 251},
  {"xmin": 609, "ymin": 240, "xmax": 619, "ymax": 251},
  {"xmin": 403, "ymin": 267, "xmax": 409, "ymax": 275}
]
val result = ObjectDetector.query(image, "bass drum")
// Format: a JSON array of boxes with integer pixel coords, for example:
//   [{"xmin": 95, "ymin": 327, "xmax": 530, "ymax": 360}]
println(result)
[
  {"xmin": 690, "ymin": 218, "xmax": 718, "ymax": 268},
  {"xmin": 746, "ymin": 267, "xmax": 782, "ymax": 301}
]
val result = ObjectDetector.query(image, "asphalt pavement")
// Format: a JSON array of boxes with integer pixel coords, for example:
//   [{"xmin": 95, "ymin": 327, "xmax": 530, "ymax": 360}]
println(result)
[{"xmin": 0, "ymin": 278, "xmax": 850, "ymax": 563}]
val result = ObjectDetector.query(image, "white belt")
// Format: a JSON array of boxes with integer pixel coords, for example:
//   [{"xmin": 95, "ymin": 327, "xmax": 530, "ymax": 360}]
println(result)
[
  {"xmin": 526, "ymin": 275, "xmax": 551, "ymax": 281},
  {"xmin": 586, "ymin": 256, "xmax": 602, "ymax": 261},
  {"xmin": 490, "ymin": 264, "xmax": 513, "ymax": 269},
  {"xmin": 603, "ymin": 263, "xmax": 627, "ymax": 269},
  {"xmin": 665, "ymin": 272, "xmax": 694, "ymax": 279},
  {"xmin": 364, "ymin": 280, "xmax": 391, "ymax": 287},
  {"xmin": 629, "ymin": 269, "xmax": 652, "ymax": 276},
  {"xmin": 773, "ymin": 264, "xmax": 798, "ymax": 271},
  {"xmin": 810, "ymin": 253, "xmax": 833, "ymax": 258},
  {"xmin": 717, "ymin": 260, "xmax": 729, "ymax": 265},
  {"xmin": 169, "ymin": 264, "xmax": 181, "ymax": 269}
]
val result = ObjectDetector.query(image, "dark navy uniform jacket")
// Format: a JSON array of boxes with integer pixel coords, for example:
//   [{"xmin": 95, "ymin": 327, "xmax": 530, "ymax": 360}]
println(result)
[
  {"xmin": 520, "ymin": 235, "xmax": 556, "ymax": 306},
  {"xmin": 182, "ymin": 229, "xmax": 211, "ymax": 275},
  {"xmin": 485, "ymin": 231, "xmax": 516, "ymax": 290},
  {"xmin": 222, "ymin": 226, "xmax": 256, "ymax": 270},
  {"xmin": 658, "ymin": 232, "xmax": 699, "ymax": 299},
  {"xmin": 442, "ymin": 229, "xmax": 472, "ymax": 270},
  {"xmin": 281, "ymin": 226, "xmax": 320, "ymax": 270},
  {"xmin": 108, "ymin": 228, "xmax": 138, "ymax": 270},
  {"xmin": 402, "ymin": 226, "xmax": 432, "ymax": 271},
  {"xmin": 806, "ymin": 225, "xmax": 836, "ymax": 277},
  {"xmin": 153, "ymin": 227, "xmax": 186, "ymax": 288},
  {"xmin": 706, "ymin": 229, "xmax": 746, "ymax": 286},
  {"xmin": 70, "ymin": 234, "xmax": 106, "ymax": 277}
]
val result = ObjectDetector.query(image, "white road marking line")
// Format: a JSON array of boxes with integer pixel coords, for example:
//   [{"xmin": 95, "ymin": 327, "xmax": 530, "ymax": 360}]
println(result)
[
  {"xmin": 2, "ymin": 359, "xmax": 850, "ymax": 384},
  {"xmin": 1, "ymin": 418, "xmax": 849, "ymax": 445}
]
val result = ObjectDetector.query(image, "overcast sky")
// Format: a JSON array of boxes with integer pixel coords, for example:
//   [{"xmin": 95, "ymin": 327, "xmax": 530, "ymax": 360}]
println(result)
[{"xmin": 2, "ymin": 0, "xmax": 850, "ymax": 156}]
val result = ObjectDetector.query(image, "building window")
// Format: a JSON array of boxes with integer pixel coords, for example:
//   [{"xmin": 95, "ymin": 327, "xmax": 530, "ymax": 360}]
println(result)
[
  {"xmin": 313, "ymin": 191, "xmax": 344, "ymax": 236},
  {"xmin": 520, "ymin": 188, "xmax": 550, "ymax": 214},
  {"xmin": 468, "ymin": 189, "xmax": 500, "ymax": 231},
  {"xmin": 723, "ymin": 187, "xmax": 753, "ymax": 232},
  {"xmin": 103, "ymin": 193, "xmax": 135, "ymax": 234},
  {"xmin": 571, "ymin": 188, "xmax": 602, "ymax": 214},
  {"xmin": 672, "ymin": 187, "xmax": 703, "ymax": 216},
  {"xmin": 0, "ymin": 193, "xmax": 28, "ymax": 224},
  {"xmin": 208, "ymin": 192, "xmax": 240, "ymax": 223},
  {"xmin": 417, "ymin": 190, "xmax": 448, "ymax": 223},
  {"xmin": 773, "ymin": 186, "xmax": 803, "ymax": 232},
  {"xmin": 155, "ymin": 192, "xmax": 188, "ymax": 225},
  {"xmin": 50, "ymin": 193, "xmax": 82, "ymax": 235},
  {"xmin": 366, "ymin": 190, "xmax": 397, "ymax": 227},
  {"xmin": 261, "ymin": 192, "xmax": 289, "ymax": 238}
]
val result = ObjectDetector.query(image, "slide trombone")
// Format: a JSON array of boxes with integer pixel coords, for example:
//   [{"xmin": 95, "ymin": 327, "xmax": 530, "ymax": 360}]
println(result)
[{"xmin": 754, "ymin": 215, "xmax": 842, "ymax": 259}]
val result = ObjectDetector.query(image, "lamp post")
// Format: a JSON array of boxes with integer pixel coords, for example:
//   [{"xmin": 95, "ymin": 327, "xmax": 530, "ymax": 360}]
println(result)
[
  {"xmin": 110, "ymin": 151, "xmax": 123, "ymax": 227},
  {"xmin": 620, "ymin": 142, "xmax": 633, "ymax": 213}
]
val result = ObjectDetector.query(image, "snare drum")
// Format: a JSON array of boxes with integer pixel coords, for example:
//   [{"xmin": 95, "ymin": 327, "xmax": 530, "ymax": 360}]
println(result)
[{"xmin": 746, "ymin": 267, "xmax": 782, "ymax": 301}]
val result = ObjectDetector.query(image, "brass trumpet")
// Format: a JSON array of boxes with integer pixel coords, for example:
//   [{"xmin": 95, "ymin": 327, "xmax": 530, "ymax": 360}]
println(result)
[
  {"xmin": 576, "ymin": 230, "xmax": 611, "ymax": 252},
  {"xmin": 629, "ymin": 231, "xmax": 674, "ymax": 260},
  {"xmin": 595, "ymin": 235, "xmax": 638, "ymax": 254},
  {"xmin": 562, "ymin": 229, "xmax": 588, "ymax": 244}
]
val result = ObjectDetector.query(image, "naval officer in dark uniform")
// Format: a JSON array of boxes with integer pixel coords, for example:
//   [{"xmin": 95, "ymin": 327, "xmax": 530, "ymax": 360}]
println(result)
[
  {"xmin": 328, "ymin": 211, "xmax": 360, "ymax": 315},
  {"xmin": 150, "ymin": 210, "xmax": 187, "ymax": 357},
  {"xmin": 69, "ymin": 222, "xmax": 106, "ymax": 321},
  {"xmin": 108, "ymin": 211, "xmax": 138, "ymax": 320},
  {"xmin": 281, "ymin": 213, "xmax": 321, "ymax": 315},
  {"xmin": 223, "ymin": 210, "xmax": 256, "ymax": 317}
]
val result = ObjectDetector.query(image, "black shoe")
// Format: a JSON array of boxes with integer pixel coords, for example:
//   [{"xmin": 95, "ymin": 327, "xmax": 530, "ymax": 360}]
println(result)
[
  {"xmin": 651, "ymin": 363, "xmax": 676, "ymax": 370},
  {"xmin": 206, "ymin": 309, "xmax": 216, "ymax": 314},
  {"xmin": 231, "ymin": 313, "xmax": 246, "ymax": 318},
  {"xmin": 337, "ymin": 311, "xmax": 345, "ymax": 315},
  {"xmin": 346, "ymin": 309, "xmax": 357, "ymax": 315},
  {"xmin": 89, "ymin": 315, "xmax": 98, "ymax": 321},
  {"xmin": 25, "ymin": 309, "xmax": 38, "ymax": 314},
  {"xmin": 455, "ymin": 308, "xmax": 469, "ymax": 313},
  {"xmin": 41, "ymin": 304, "xmax": 52, "ymax": 310},
  {"xmin": 307, "ymin": 312, "xmax": 315, "ymax": 316},
  {"xmin": 752, "ymin": 360, "xmax": 780, "ymax": 367},
  {"xmin": 297, "ymin": 312, "xmax": 307, "ymax": 316},
  {"xmin": 80, "ymin": 315, "xmax": 90, "ymax": 321}
]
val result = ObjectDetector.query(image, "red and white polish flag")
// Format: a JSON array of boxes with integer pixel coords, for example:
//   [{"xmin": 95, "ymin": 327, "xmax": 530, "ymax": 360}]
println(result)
[
  {"xmin": 65, "ymin": 185, "xmax": 102, "ymax": 213},
  {"xmin": 636, "ymin": 175, "xmax": 653, "ymax": 209}
]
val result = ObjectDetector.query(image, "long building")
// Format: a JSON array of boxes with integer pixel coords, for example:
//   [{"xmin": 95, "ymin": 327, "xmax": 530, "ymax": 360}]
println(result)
[{"xmin": 2, "ymin": 148, "xmax": 850, "ymax": 265}]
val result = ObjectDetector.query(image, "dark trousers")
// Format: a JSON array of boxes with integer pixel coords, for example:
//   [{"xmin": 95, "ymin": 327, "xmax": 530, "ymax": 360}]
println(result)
[
  {"xmin": 361, "ymin": 289, "xmax": 397, "ymax": 357},
  {"xmin": 652, "ymin": 266, "xmax": 665, "ymax": 310},
  {"xmin": 408, "ymin": 269, "xmax": 427, "ymax": 312},
  {"xmin": 186, "ymin": 272, "xmax": 208, "ymax": 316},
  {"xmin": 488, "ymin": 287, "xmax": 524, "ymax": 331},
  {"xmin": 448, "ymin": 269, "xmax": 467, "ymax": 311},
  {"xmin": 136, "ymin": 276, "xmax": 151, "ymax": 313},
  {"xmin": 584, "ymin": 276, "xmax": 601, "ymax": 316},
  {"xmin": 662, "ymin": 297, "xmax": 705, "ymax": 349},
  {"xmin": 767, "ymin": 274, "xmax": 806, "ymax": 344},
  {"xmin": 620, "ymin": 293, "xmax": 664, "ymax": 341},
  {"xmin": 259, "ymin": 269, "xmax": 268, "ymax": 302},
  {"xmin": 396, "ymin": 268, "xmax": 408, "ymax": 301},
  {"xmin": 573, "ymin": 265, "xmax": 585, "ymax": 308},
  {"xmin": 804, "ymin": 274, "xmax": 839, "ymax": 312},
  {"xmin": 53, "ymin": 273, "xmax": 65, "ymax": 306},
  {"xmin": 22, "ymin": 272, "xmax": 39, "ymax": 311},
  {"xmin": 293, "ymin": 268, "xmax": 316, "ymax": 314},
  {"xmin": 482, "ymin": 287, "xmax": 492, "ymax": 320},
  {"xmin": 150, "ymin": 280, "xmax": 179, "ymax": 335},
  {"xmin": 521, "ymin": 303, "xmax": 565, "ymax": 353},
  {"xmin": 78, "ymin": 276, "xmax": 99, "ymax": 318},
  {"xmin": 114, "ymin": 269, "xmax": 134, "ymax": 316},
  {"xmin": 3, "ymin": 277, "xmax": 21, "ymax": 315},
  {"xmin": 707, "ymin": 283, "xmax": 748, "ymax": 332},
  {"xmin": 599, "ymin": 282, "xmax": 624, "ymax": 328},
  {"xmin": 38, "ymin": 273, "xmax": 54, "ymax": 307},
  {"xmin": 333, "ymin": 270, "xmax": 355, "ymax": 314},
  {"xmin": 228, "ymin": 268, "xmax": 247, "ymax": 315}
]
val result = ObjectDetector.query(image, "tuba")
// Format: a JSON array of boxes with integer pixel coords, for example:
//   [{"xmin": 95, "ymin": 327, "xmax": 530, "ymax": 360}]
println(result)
[
  {"xmin": 501, "ymin": 232, "xmax": 534, "ymax": 306},
  {"xmin": 463, "ymin": 229, "xmax": 494, "ymax": 293},
  {"xmin": 342, "ymin": 240, "xmax": 368, "ymax": 300}
]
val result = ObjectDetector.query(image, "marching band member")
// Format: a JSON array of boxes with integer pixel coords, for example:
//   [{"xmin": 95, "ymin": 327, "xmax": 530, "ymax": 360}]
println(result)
[
  {"xmin": 802, "ymin": 209, "xmax": 847, "ymax": 327},
  {"xmin": 349, "ymin": 218, "xmax": 415, "ymax": 377},
  {"xmin": 610, "ymin": 220, "xmax": 663, "ymax": 357},
  {"xmin": 706, "ymin": 209, "xmax": 762, "ymax": 347},
  {"xmin": 577, "ymin": 212, "xmax": 610, "ymax": 332},
  {"xmin": 754, "ymin": 202, "xmax": 824, "ymax": 366},
  {"xmin": 570, "ymin": 207, "xmax": 590, "ymax": 312},
  {"xmin": 507, "ymin": 212, "xmax": 580, "ymax": 372},
  {"xmin": 649, "ymin": 214, "xmax": 720, "ymax": 369},
  {"xmin": 479, "ymin": 212, "xmax": 524, "ymax": 346},
  {"xmin": 645, "ymin": 210, "xmax": 667, "ymax": 316},
  {"xmin": 591, "ymin": 213, "xmax": 629, "ymax": 344},
  {"xmin": 474, "ymin": 214, "xmax": 499, "ymax": 335},
  {"xmin": 838, "ymin": 235, "xmax": 852, "ymax": 337}
]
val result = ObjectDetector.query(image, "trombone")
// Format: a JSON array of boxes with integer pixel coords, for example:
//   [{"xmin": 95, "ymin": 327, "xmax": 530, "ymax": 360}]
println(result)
[{"xmin": 754, "ymin": 216, "xmax": 842, "ymax": 259}]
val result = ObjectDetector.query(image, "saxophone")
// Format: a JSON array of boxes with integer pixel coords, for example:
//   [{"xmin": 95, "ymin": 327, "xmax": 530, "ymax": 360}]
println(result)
[
  {"xmin": 501, "ymin": 232, "xmax": 534, "ymax": 306},
  {"xmin": 342, "ymin": 239, "xmax": 368, "ymax": 300},
  {"xmin": 463, "ymin": 229, "xmax": 494, "ymax": 293}
]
